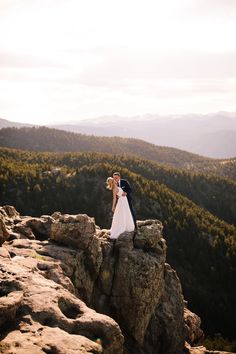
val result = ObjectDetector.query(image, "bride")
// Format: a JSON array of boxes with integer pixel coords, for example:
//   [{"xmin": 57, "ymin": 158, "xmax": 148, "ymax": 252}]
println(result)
[{"xmin": 106, "ymin": 177, "xmax": 135, "ymax": 239}]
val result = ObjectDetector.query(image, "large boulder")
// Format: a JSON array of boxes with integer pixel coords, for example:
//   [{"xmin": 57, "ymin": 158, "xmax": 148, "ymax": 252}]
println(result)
[
  {"xmin": 50, "ymin": 213, "xmax": 96, "ymax": 249},
  {"xmin": 50, "ymin": 213, "xmax": 103, "ymax": 303},
  {"xmin": 25, "ymin": 215, "xmax": 54, "ymax": 239},
  {"xmin": 1, "ymin": 205, "xmax": 20, "ymax": 219}
]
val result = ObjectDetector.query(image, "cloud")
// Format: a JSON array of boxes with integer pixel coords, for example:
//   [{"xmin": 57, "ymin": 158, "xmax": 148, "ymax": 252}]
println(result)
[
  {"xmin": 0, "ymin": 0, "xmax": 236, "ymax": 123},
  {"xmin": 196, "ymin": 0, "xmax": 236, "ymax": 13},
  {"xmin": 0, "ymin": 50, "xmax": 63, "ymax": 69},
  {"xmin": 77, "ymin": 48, "xmax": 236, "ymax": 89},
  {"xmin": 176, "ymin": 0, "xmax": 236, "ymax": 20}
]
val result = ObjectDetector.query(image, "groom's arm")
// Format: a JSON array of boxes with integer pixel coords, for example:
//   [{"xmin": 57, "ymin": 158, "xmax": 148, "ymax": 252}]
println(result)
[{"xmin": 123, "ymin": 180, "xmax": 132, "ymax": 194}]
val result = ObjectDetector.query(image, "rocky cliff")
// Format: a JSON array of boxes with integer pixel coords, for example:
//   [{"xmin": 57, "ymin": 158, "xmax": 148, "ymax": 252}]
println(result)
[{"xmin": 0, "ymin": 205, "xmax": 231, "ymax": 354}]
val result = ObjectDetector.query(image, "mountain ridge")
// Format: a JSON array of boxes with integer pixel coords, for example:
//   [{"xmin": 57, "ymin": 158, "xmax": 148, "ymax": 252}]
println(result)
[
  {"xmin": 0, "ymin": 126, "xmax": 235, "ymax": 180},
  {"xmin": 49, "ymin": 112, "xmax": 236, "ymax": 158},
  {"xmin": 0, "ymin": 117, "xmax": 33, "ymax": 128},
  {"xmin": 1, "ymin": 111, "xmax": 236, "ymax": 158}
]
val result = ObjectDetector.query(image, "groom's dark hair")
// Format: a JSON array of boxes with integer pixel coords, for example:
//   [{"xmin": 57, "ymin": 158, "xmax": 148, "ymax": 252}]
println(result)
[{"xmin": 113, "ymin": 172, "xmax": 120, "ymax": 176}]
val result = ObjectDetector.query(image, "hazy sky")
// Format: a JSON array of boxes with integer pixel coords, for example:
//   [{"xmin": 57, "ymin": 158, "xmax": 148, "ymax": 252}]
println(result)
[{"xmin": 0, "ymin": 0, "xmax": 236, "ymax": 124}]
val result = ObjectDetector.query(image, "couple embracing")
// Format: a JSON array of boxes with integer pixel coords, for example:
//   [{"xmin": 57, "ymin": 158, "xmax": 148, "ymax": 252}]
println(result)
[{"xmin": 106, "ymin": 172, "xmax": 137, "ymax": 239}]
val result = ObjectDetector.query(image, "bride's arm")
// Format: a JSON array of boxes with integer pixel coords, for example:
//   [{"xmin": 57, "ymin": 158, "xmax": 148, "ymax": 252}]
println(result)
[{"xmin": 112, "ymin": 187, "xmax": 117, "ymax": 212}]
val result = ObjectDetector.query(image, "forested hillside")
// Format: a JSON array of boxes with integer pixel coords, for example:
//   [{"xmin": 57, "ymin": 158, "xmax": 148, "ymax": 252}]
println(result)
[
  {"xmin": 0, "ymin": 148, "xmax": 235, "ymax": 339},
  {"xmin": 0, "ymin": 126, "xmax": 236, "ymax": 179},
  {"xmin": 1, "ymin": 148, "xmax": 235, "ymax": 226}
]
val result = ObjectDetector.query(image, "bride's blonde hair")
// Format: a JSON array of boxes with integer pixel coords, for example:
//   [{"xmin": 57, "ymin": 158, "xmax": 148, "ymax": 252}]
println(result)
[{"xmin": 106, "ymin": 177, "xmax": 114, "ymax": 190}]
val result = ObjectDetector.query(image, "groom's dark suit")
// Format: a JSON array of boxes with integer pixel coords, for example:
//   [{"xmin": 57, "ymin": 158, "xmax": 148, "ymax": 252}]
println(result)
[{"xmin": 119, "ymin": 179, "xmax": 137, "ymax": 228}]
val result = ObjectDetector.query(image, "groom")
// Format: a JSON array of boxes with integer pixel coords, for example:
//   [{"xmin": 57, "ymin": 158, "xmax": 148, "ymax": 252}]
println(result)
[{"xmin": 113, "ymin": 172, "xmax": 137, "ymax": 229}]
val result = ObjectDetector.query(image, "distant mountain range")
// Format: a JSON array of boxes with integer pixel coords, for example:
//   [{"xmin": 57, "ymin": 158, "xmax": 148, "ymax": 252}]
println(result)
[
  {"xmin": 1, "ymin": 112, "xmax": 236, "ymax": 158},
  {"xmin": 0, "ymin": 117, "xmax": 32, "ymax": 129},
  {"xmin": 49, "ymin": 112, "xmax": 236, "ymax": 159}
]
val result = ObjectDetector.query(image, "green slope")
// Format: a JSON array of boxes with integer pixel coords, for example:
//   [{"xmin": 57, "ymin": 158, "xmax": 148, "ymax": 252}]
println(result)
[{"xmin": 0, "ymin": 126, "xmax": 235, "ymax": 179}]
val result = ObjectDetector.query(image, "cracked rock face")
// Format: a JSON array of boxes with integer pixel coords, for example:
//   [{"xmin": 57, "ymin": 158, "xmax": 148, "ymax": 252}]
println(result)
[
  {"xmin": 93, "ymin": 220, "xmax": 169, "ymax": 352},
  {"xmin": 0, "ymin": 205, "xmax": 215, "ymax": 354},
  {"xmin": 144, "ymin": 263, "xmax": 185, "ymax": 354},
  {"xmin": 0, "ymin": 250, "xmax": 123, "ymax": 353},
  {"xmin": 50, "ymin": 213, "xmax": 103, "ymax": 304}
]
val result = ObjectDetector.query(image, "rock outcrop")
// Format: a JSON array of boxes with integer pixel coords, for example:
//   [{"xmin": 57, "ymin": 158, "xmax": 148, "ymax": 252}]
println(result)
[
  {"xmin": 184, "ymin": 307, "xmax": 204, "ymax": 346},
  {"xmin": 94, "ymin": 220, "xmax": 171, "ymax": 353},
  {"xmin": 0, "ymin": 206, "xmax": 231, "ymax": 354},
  {"xmin": 0, "ymin": 209, "xmax": 123, "ymax": 354},
  {"xmin": 0, "ymin": 206, "xmax": 13, "ymax": 245},
  {"xmin": 184, "ymin": 342, "xmax": 233, "ymax": 354}
]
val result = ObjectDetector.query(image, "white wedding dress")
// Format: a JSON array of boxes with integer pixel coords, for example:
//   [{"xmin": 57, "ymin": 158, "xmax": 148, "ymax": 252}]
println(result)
[{"xmin": 110, "ymin": 187, "xmax": 135, "ymax": 239}]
